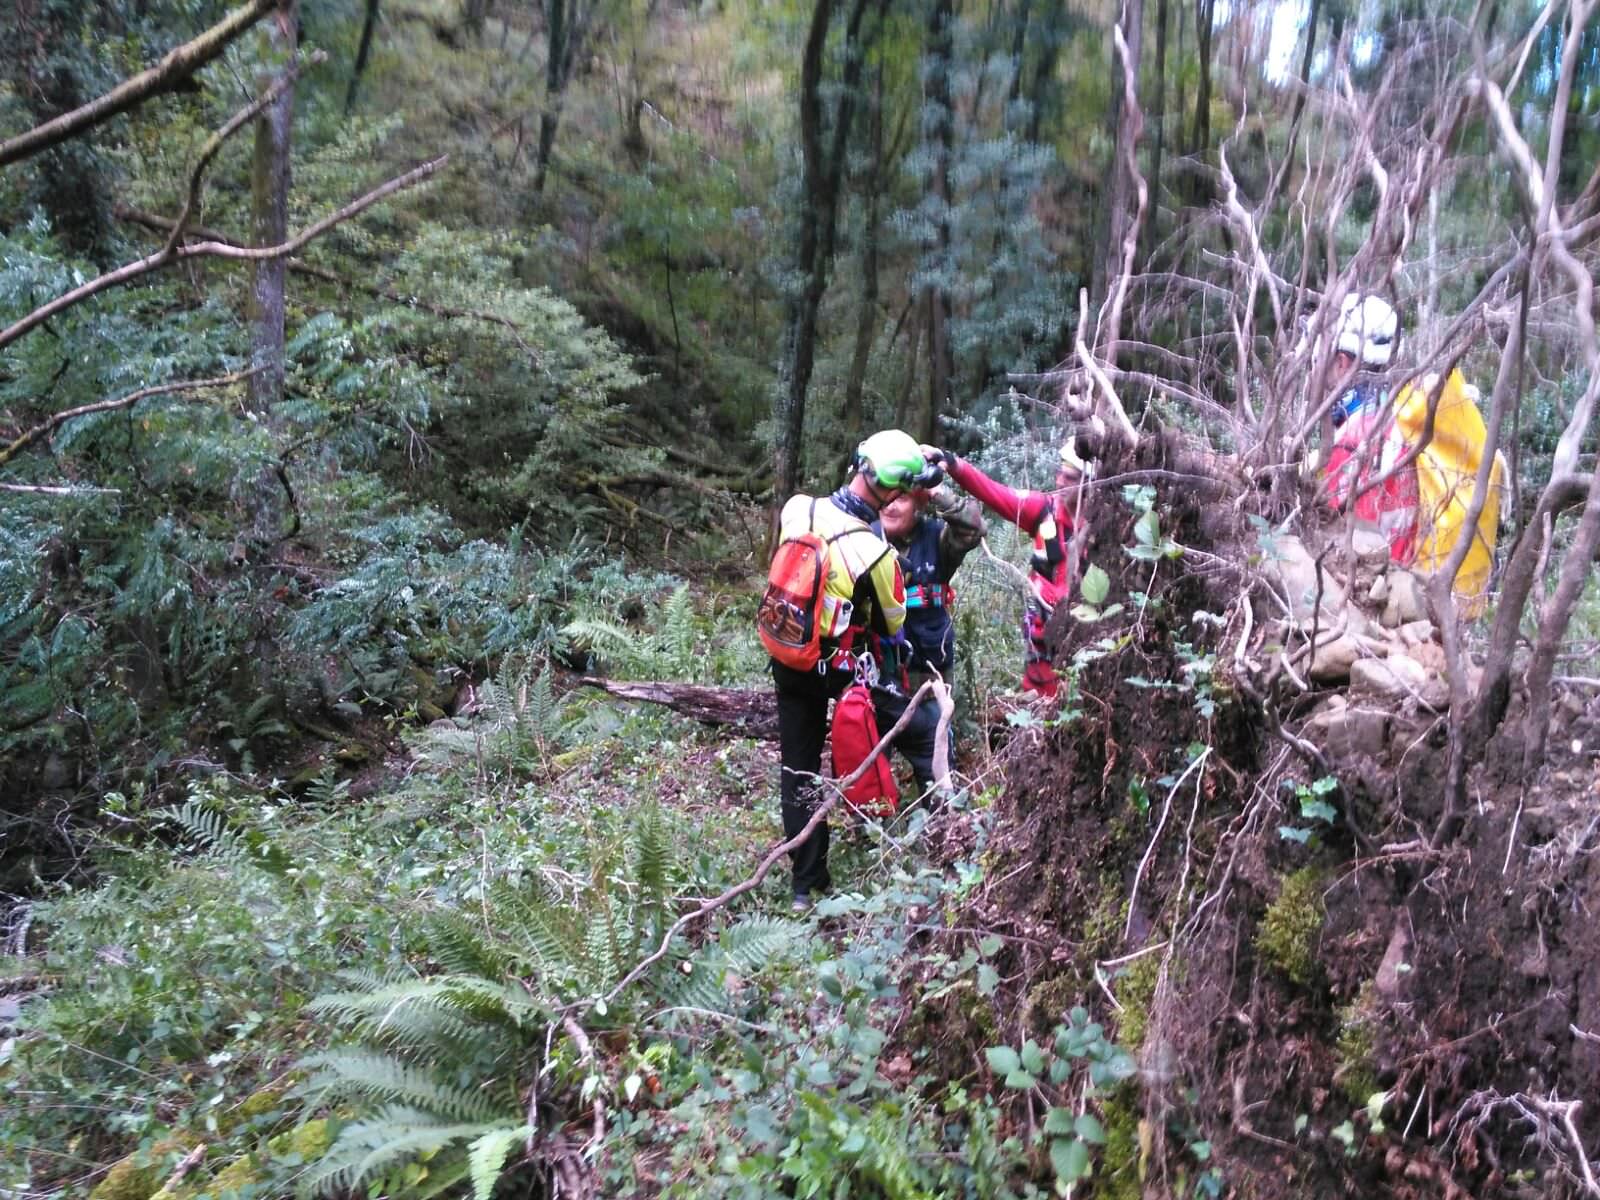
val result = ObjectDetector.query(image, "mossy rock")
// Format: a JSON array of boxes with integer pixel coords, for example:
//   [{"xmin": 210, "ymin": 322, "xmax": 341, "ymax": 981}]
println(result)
[
  {"xmin": 1255, "ymin": 866, "xmax": 1326, "ymax": 987},
  {"xmin": 266, "ymin": 1119, "xmax": 332, "ymax": 1160},
  {"xmin": 226, "ymin": 1074, "xmax": 302, "ymax": 1130},
  {"xmin": 148, "ymin": 1121, "xmax": 332, "ymax": 1200},
  {"xmin": 333, "ymin": 740, "xmax": 372, "ymax": 765},
  {"xmin": 89, "ymin": 1136, "xmax": 198, "ymax": 1200},
  {"xmin": 1023, "ymin": 974, "xmax": 1081, "ymax": 1034}
]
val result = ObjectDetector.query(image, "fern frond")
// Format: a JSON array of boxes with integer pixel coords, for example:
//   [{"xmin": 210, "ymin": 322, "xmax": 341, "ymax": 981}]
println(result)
[
  {"xmin": 425, "ymin": 910, "xmax": 507, "ymax": 980},
  {"xmin": 560, "ymin": 618, "xmax": 637, "ymax": 657},
  {"xmin": 164, "ymin": 800, "xmax": 233, "ymax": 854},
  {"xmin": 301, "ymin": 1050, "xmax": 511, "ymax": 1122},
  {"xmin": 661, "ymin": 585, "xmax": 697, "ymax": 673},
  {"xmin": 634, "ymin": 803, "xmax": 670, "ymax": 910},
  {"xmin": 655, "ymin": 957, "xmax": 730, "ymax": 1015},
  {"xmin": 467, "ymin": 1125, "xmax": 533, "ymax": 1200},
  {"xmin": 523, "ymin": 667, "xmax": 559, "ymax": 749},
  {"xmin": 717, "ymin": 917, "xmax": 805, "ymax": 974},
  {"xmin": 300, "ymin": 1104, "xmax": 498, "ymax": 1197},
  {"xmin": 307, "ymin": 976, "xmax": 545, "ymax": 1033}
]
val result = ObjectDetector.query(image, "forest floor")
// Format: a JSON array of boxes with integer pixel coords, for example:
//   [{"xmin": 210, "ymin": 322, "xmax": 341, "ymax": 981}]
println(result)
[{"xmin": 6, "ymin": 450, "xmax": 1600, "ymax": 1199}]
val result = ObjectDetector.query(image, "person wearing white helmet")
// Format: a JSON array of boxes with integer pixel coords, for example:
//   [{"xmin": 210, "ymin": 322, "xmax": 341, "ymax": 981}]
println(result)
[
  {"xmin": 1327, "ymin": 292, "xmax": 1399, "ymax": 427},
  {"xmin": 1318, "ymin": 292, "xmax": 1421, "ymax": 562}
]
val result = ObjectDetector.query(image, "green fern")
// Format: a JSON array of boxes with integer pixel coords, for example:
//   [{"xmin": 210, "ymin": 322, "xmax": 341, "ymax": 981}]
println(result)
[
  {"xmin": 297, "ymin": 832, "xmax": 805, "ymax": 1197},
  {"xmin": 404, "ymin": 656, "xmax": 571, "ymax": 776},
  {"xmin": 634, "ymin": 803, "xmax": 670, "ymax": 928},
  {"xmin": 302, "ymin": 1051, "xmax": 512, "ymax": 1123},
  {"xmin": 561, "ymin": 584, "xmax": 705, "ymax": 680},
  {"xmin": 162, "ymin": 795, "xmax": 291, "ymax": 875}
]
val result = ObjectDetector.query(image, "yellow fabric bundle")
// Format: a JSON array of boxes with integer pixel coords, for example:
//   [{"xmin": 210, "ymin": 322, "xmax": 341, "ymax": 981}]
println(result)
[{"xmin": 1392, "ymin": 369, "xmax": 1506, "ymax": 616}]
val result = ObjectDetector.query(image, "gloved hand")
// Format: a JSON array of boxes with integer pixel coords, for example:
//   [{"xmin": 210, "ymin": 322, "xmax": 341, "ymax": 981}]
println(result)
[
  {"xmin": 928, "ymin": 481, "xmax": 982, "ymax": 527},
  {"xmin": 920, "ymin": 444, "xmax": 950, "ymax": 469}
]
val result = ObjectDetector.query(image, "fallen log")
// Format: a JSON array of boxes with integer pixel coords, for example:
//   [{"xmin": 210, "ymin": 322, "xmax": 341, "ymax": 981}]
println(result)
[{"xmin": 580, "ymin": 678, "xmax": 779, "ymax": 740}]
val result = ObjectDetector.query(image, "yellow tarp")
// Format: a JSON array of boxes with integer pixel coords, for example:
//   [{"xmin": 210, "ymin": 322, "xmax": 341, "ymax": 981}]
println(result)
[{"xmin": 1392, "ymin": 368, "xmax": 1506, "ymax": 616}]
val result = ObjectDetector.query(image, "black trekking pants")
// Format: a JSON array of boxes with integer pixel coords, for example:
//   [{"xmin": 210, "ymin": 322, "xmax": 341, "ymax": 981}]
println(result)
[{"xmin": 772, "ymin": 658, "xmax": 849, "ymax": 895}]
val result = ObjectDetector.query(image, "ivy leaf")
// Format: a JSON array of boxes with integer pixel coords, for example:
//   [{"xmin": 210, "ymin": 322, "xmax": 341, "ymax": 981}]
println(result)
[
  {"xmin": 985, "ymin": 1045, "xmax": 1023, "ymax": 1076},
  {"xmin": 1020, "ymin": 1040, "xmax": 1046, "ymax": 1074},
  {"xmin": 1278, "ymin": 825, "xmax": 1313, "ymax": 844},
  {"xmin": 1074, "ymin": 1113, "xmax": 1106, "ymax": 1144},
  {"xmin": 1050, "ymin": 1137, "xmax": 1091, "ymax": 1183},
  {"xmin": 1043, "ymin": 1107, "xmax": 1075, "ymax": 1135},
  {"xmin": 1004, "ymin": 1069, "xmax": 1037, "ymax": 1089},
  {"xmin": 1300, "ymin": 798, "xmax": 1338, "ymax": 824},
  {"xmin": 1080, "ymin": 564, "xmax": 1111, "ymax": 606}
]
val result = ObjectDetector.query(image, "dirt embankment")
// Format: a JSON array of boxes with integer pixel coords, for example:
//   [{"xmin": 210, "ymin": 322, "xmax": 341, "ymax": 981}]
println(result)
[{"xmin": 914, "ymin": 434, "xmax": 1600, "ymax": 1199}]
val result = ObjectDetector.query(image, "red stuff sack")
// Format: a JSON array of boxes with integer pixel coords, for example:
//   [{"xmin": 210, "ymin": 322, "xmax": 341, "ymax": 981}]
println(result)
[{"xmin": 831, "ymin": 684, "xmax": 899, "ymax": 818}]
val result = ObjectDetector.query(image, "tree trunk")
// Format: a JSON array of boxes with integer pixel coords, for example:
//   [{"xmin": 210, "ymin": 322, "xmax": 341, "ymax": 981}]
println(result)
[
  {"xmin": 772, "ymin": 0, "xmax": 879, "ymax": 524},
  {"xmin": 345, "ymin": 0, "xmax": 381, "ymax": 113},
  {"xmin": 1146, "ymin": 0, "xmax": 1167, "ymax": 253},
  {"xmin": 580, "ymin": 679, "xmax": 780, "ymax": 740},
  {"xmin": 534, "ymin": 0, "xmax": 568, "ymax": 195},
  {"xmin": 841, "ymin": 69, "xmax": 885, "ymax": 438},
  {"xmin": 1190, "ymin": 0, "xmax": 1213, "ymax": 158},
  {"xmin": 921, "ymin": 0, "xmax": 954, "ymax": 441},
  {"xmin": 463, "ymin": 0, "xmax": 488, "ymax": 40},
  {"xmin": 249, "ymin": 0, "xmax": 296, "ymax": 413},
  {"xmin": 1093, "ymin": 0, "xmax": 1144, "ymax": 308}
]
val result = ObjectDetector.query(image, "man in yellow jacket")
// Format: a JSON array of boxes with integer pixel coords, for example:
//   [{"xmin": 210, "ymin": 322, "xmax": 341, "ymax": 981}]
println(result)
[{"xmin": 768, "ymin": 430, "xmax": 932, "ymax": 911}]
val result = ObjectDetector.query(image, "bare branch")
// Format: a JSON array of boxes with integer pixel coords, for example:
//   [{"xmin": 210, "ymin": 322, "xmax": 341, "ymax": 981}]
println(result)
[
  {"xmin": 0, "ymin": 483, "xmax": 122, "ymax": 495},
  {"xmin": 115, "ymin": 206, "xmax": 543, "ymax": 362},
  {"xmin": 0, "ymin": 367, "xmax": 263, "ymax": 469},
  {"xmin": 0, "ymin": 156, "xmax": 448, "ymax": 352},
  {"xmin": 0, "ymin": 0, "xmax": 285, "ymax": 168}
]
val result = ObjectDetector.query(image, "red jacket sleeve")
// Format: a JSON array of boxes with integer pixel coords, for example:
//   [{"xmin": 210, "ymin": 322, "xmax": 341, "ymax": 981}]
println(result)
[{"xmin": 948, "ymin": 457, "xmax": 1052, "ymax": 535}]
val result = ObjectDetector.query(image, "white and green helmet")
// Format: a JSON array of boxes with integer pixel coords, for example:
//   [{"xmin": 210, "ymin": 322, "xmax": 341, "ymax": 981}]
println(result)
[{"xmin": 856, "ymin": 429, "xmax": 938, "ymax": 491}]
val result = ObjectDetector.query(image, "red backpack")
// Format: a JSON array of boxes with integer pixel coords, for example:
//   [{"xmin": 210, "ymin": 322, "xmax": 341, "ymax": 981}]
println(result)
[
  {"xmin": 758, "ymin": 500, "xmax": 865, "ymax": 671},
  {"xmin": 831, "ymin": 684, "xmax": 899, "ymax": 818}
]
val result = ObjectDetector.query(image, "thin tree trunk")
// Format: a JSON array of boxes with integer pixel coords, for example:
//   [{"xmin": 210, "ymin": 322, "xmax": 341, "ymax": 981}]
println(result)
[
  {"xmin": 533, "ymin": 0, "xmax": 568, "ymax": 195},
  {"xmin": 249, "ymin": 0, "xmax": 296, "ymax": 413},
  {"xmin": 773, "ymin": 0, "xmax": 879, "ymax": 523},
  {"xmin": 895, "ymin": 317, "xmax": 924, "ymax": 432},
  {"xmin": 842, "ymin": 69, "xmax": 886, "ymax": 437},
  {"xmin": 345, "ymin": 0, "xmax": 380, "ymax": 113},
  {"xmin": 1094, "ymin": 0, "xmax": 1144, "ymax": 307},
  {"xmin": 1190, "ymin": 0, "xmax": 1213, "ymax": 157},
  {"xmin": 921, "ymin": 0, "xmax": 954, "ymax": 440},
  {"xmin": 1147, "ymin": 0, "xmax": 1167, "ymax": 253},
  {"xmin": 992, "ymin": 0, "xmax": 1031, "ymax": 276}
]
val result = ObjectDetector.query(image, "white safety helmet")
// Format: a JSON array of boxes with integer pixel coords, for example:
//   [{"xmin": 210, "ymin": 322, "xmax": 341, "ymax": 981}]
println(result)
[{"xmin": 1334, "ymin": 293, "xmax": 1399, "ymax": 367}]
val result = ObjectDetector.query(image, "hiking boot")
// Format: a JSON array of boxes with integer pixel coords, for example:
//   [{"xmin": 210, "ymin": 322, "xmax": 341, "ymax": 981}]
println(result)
[{"xmin": 791, "ymin": 891, "xmax": 815, "ymax": 914}]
